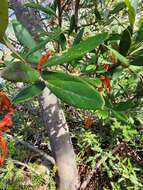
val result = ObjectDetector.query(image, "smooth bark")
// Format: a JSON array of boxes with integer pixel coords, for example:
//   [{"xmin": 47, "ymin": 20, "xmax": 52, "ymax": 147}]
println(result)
[{"xmin": 10, "ymin": 1, "xmax": 79, "ymax": 189}]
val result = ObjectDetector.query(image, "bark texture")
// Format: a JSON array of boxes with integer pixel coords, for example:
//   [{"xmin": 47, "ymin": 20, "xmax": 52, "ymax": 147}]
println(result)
[{"xmin": 10, "ymin": 1, "xmax": 79, "ymax": 189}]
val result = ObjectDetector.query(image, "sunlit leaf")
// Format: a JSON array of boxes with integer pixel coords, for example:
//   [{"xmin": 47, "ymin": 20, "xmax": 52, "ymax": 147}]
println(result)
[
  {"xmin": 44, "ymin": 32, "xmax": 109, "ymax": 67},
  {"xmin": 42, "ymin": 71, "xmax": 104, "ymax": 110},
  {"xmin": 12, "ymin": 82, "xmax": 45, "ymax": 105}
]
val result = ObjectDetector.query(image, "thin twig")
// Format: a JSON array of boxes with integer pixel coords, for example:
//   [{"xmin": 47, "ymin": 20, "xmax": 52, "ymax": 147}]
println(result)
[
  {"xmin": 13, "ymin": 159, "xmax": 40, "ymax": 175},
  {"xmin": 7, "ymin": 134, "xmax": 55, "ymax": 165}
]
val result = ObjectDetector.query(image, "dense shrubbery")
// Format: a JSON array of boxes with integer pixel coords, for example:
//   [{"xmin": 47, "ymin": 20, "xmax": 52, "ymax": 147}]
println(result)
[{"xmin": 0, "ymin": 0, "xmax": 143, "ymax": 189}]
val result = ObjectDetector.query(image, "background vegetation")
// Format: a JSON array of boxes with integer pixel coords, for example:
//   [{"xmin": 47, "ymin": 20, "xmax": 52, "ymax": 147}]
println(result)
[{"xmin": 0, "ymin": 0, "xmax": 143, "ymax": 189}]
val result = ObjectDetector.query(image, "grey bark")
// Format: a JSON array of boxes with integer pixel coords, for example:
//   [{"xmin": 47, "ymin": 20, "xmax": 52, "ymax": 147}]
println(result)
[{"xmin": 10, "ymin": 1, "xmax": 79, "ymax": 189}]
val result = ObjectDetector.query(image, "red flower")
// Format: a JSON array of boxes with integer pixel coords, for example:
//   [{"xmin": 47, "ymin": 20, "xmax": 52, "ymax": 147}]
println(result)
[
  {"xmin": 0, "ymin": 91, "xmax": 15, "ymax": 165},
  {"xmin": 0, "ymin": 136, "xmax": 7, "ymax": 166}
]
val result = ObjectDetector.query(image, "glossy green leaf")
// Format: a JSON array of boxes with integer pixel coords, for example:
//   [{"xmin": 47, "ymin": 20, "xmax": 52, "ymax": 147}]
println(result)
[
  {"xmin": 12, "ymin": 82, "xmax": 45, "ymax": 105},
  {"xmin": 107, "ymin": 46, "xmax": 129, "ymax": 66},
  {"xmin": 1, "ymin": 62, "xmax": 40, "ymax": 83},
  {"xmin": 119, "ymin": 26, "xmax": 132, "ymax": 56},
  {"xmin": 25, "ymin": 3, "xmax": 56, "ymax": 16},
  {"xmin": 125, "ymin": 0, "xmax": 137, "ymax": 27},
  {"xmin": 43, "ymin": 32, "xmax": 108, "ymax": 67},
  {"xmin": 0, "ymin": 0, "xmax": 8, "ymax": 42},
  {"xmin": 12, "ymin": 20, "xmax": 41, "ymax": 62},
  {"xmin": 42, "ymin": 71, "xmax": 104, "ymax": 110}
]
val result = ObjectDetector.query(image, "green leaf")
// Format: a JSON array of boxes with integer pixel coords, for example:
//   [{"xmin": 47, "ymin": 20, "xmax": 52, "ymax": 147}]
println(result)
[
  {"xmin": 107, "ymin": 46, "xmax": 129, "ymax": 66},
  {"xmin": 42, "ymin": 71, "xmax": 104, "ymax": 110},
  {"xmin": 59, "ymin": 33, "xmax": 66, "ymax": 51},
  {"xmin": 94, "ymin": 8, "xmax": 101, "ymax": 20},
  {"xmin": 129, "ymin": 49, "xmax": 143, "ymax": 66},
  {"xmin": 26, "ymin": 28, "xmax": 62, "ymax": 57},
  {"xmin": 0, "ymin": 0, "xmax": 8, "ymax": 42},
  {"xmin": 73, "ymin": 28, "xmax": 84, "ymax": 46},
  {"xmin": 119, "ymin": 26, "xmax": 132, "ymax": 56},
  {"xmin": 81, "ymin": 76, "xmax": 102, "ymax": 88},
  {"xmin": 44, "ymin": 32, "xmax": 108, "ymax": 67},
  {"xmin": 1, "ymin": 62, "xmax": 40, "ymax": 83},
  {"xmin": 136, "ymin": 17, "xmax": 143, "ymax": 42},
  {"xmin": 130, "ymin": 55, "xmax": 143, "ymax": 66},
  {"xmin": 124, "ymin": 0, "xmax": 137, "ymax": 27},
  {"xmin": 107, "ymin": 33, "xmax": 121, "ymax": 41},
  {"xmin": 25, "ymin": 3, "xmax": 56, "ymax": 17},
  {"xmin": 113, "ymin": 101, "xmax": 136, "ymax": 111},
  {"xmin": 12, "ymin": 82, "xmax": 45, "ymax": 105},
  {"xmin": 12, "ymin": 20, "xmax": 37, "ymax": 50},
  {"xmin": 12, "ymin": 20, "xmax": 41, "ymax": 62},
  {"xmin": 109, "ymin": 1, "xmax": 126, "ymax": 15},
  {"xmin": 69, "ymin": 15, "xmax": 76, "ymax": 35},
  {"xmin": 112, "ymin": 110, "xmax": 129, "ymax": 124}
]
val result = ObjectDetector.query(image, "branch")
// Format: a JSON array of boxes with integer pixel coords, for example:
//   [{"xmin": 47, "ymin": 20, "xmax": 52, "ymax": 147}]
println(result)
[
  {"xmin": 7, "ymin": 134, "xmax": 55, "ymax": 165},
  {"xmin": 13, "ymin": 159, "xmax": 40, "ymax": 175}
]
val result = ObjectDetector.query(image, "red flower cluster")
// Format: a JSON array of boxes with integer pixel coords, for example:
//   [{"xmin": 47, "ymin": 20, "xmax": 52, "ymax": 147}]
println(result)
[{"xmin": 0, "ymin": 91, "xmax": 15, "ymax": 166}]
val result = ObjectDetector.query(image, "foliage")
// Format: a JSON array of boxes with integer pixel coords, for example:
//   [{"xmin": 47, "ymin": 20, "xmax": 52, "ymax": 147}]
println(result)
[{"xmin": 0, "ymin": 0, "xmax": 143, "ymax": 189}]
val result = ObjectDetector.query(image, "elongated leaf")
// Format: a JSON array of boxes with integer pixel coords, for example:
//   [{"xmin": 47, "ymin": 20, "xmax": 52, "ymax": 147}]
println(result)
[
  {"xmin": 25, "ymin": 3, "xmax": 56, "ymax": 16},
  {"xmin": 119, "ymin": 26, "xmax": 132, "ymax": 56},
  {"xmin": 94, "ymin": 8, "xmax": 101, "ymax": 20},
  {"xmin": 125, "ymin": 0, "xmax": 137, "ymax": 27},
  {"xmin": 12, "ymin": 82, "xmax": 45, "ymax": 105},
  {"xmin": 81, "ymin": 76, "xmax": 102, "ymax": 88},
  {"xmin": 136, "ymin": 17, "xmax": 143, "ymax": 42},
  {"xmin": 59, "ymin": 33, "xmax": 66, "ymax": 51},
  {"xmin": 73, "ymin": 28, "xmax": 84, "ymax": 46},
  {"xmin": 0, "ymin": 0, "xmax": 8, "ymax": 42},
  {"xmin": 1, "ymin": 62, "xmax": 40, "ymax": 83},
  {"xmin": 110, "ymin": 2, "xmax": 126, "ymax": 15},
  {"xmin": 69, "ymin": 15, "xmax": 76, "ymax": 35},
  {"xmin": 112, "ymin": 110, "xmax": 129, "ymax": 124},
  {"xmin": 12, "ymin": 20, "xmax": 37, "ymax": 50},
  {"xmin": 43, "ymin": 32, "xmax": 108, "ymax": 67},
  {"xmin": 130, "ymin": 54, "xmax": 143, "ymax": 66},
  {"xmin": 12, "ymin": 20, "xmax": 41, "ymax": 62},
  {"xmin": 26, "ymin": 28, "xmax": 62, "ymax": 57},
  {"xmin": 107, "ymin": 46, "xmax": 129, "ymax": 66},
  {"xmin": 113, "ymin": 101, "xmax": 136, "ymax": 111},
  {"xmin": 42, "ymin": 71, "xmax": 104, "ymax": 110}
]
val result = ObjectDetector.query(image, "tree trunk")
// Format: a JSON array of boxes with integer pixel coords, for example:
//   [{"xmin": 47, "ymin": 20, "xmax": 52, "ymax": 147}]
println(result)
[{"xmin": 10, "ymin": 1, "xmax": 79, "ymax": 189}]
